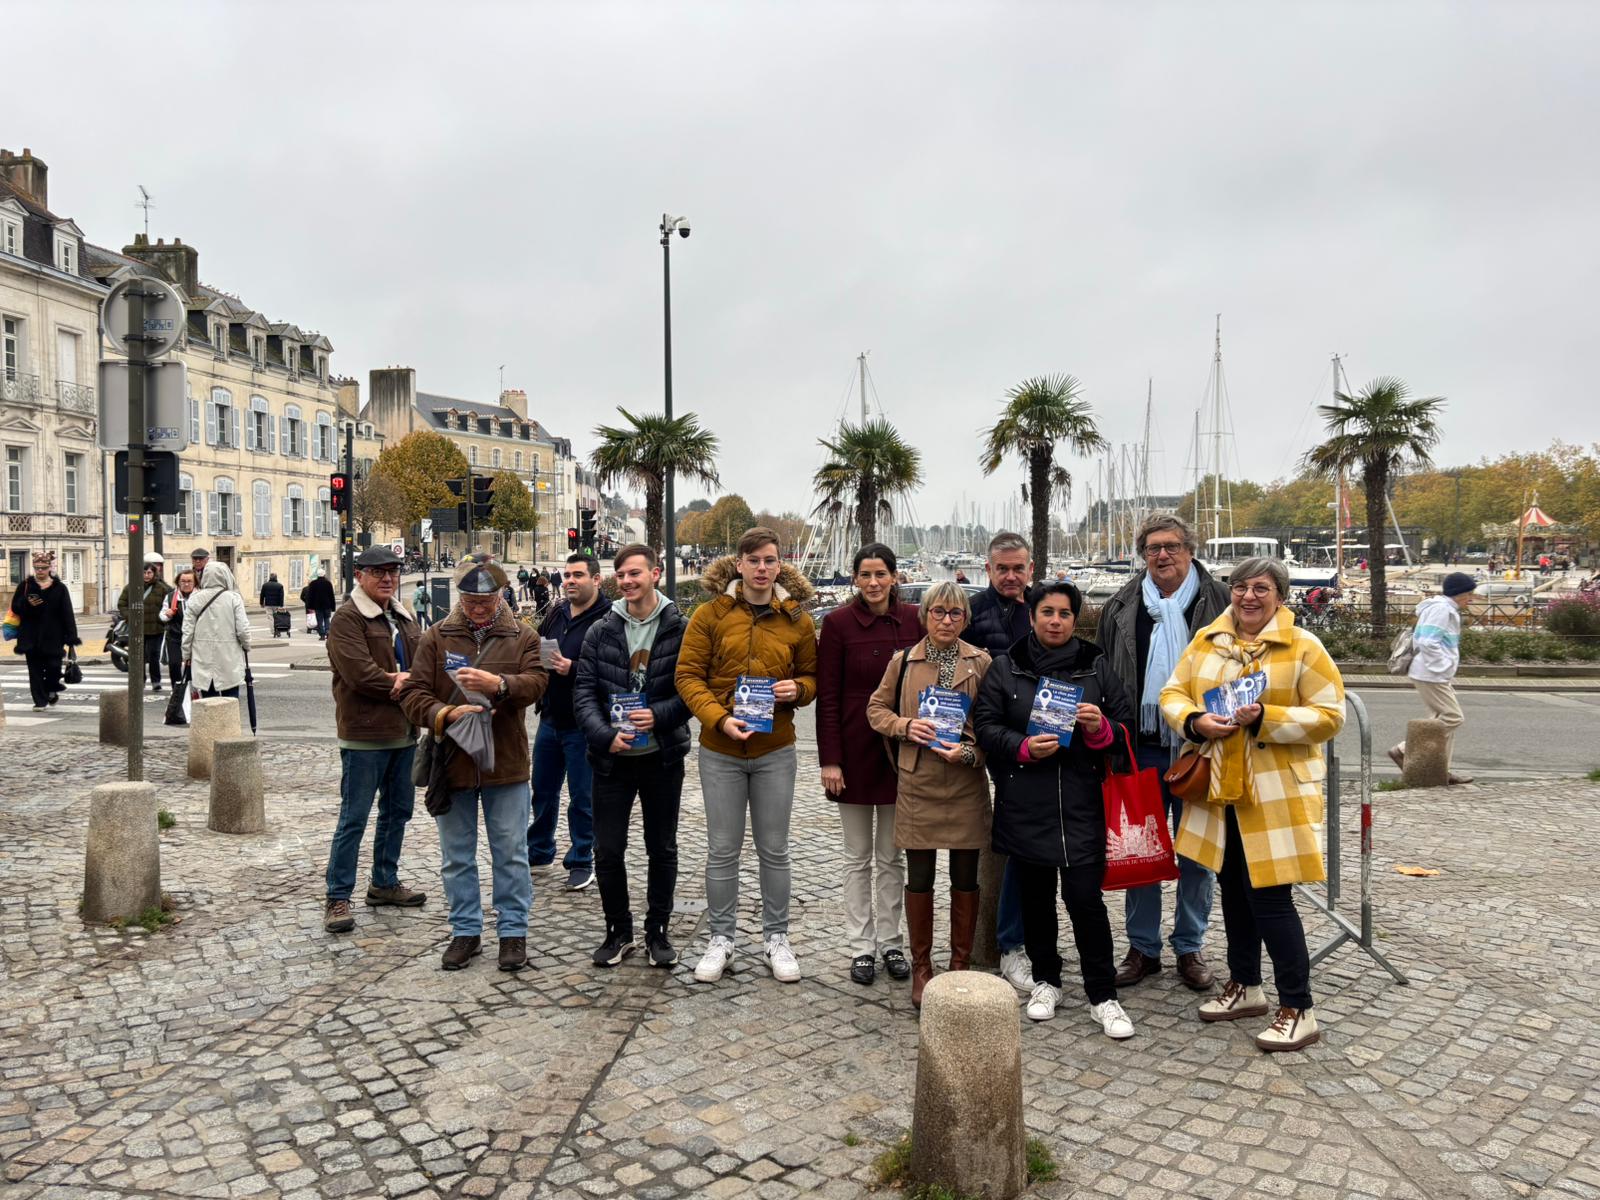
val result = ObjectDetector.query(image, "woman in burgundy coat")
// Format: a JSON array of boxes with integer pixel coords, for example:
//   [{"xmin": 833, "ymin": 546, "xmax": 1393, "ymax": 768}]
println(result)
[{"xmin": 817, "ymin": 542, "xmax": 924, "ymax": 986}]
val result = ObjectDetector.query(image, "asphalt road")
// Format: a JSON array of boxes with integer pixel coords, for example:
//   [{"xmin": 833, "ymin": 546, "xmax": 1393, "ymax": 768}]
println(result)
[{"xmin": 7, "ymin": 663, "xmax": 1597, "ymax": 784}]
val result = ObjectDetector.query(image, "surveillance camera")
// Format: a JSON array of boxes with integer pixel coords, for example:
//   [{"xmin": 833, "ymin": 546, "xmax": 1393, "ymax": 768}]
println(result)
[{"xmin": 678, "ymin": 223, "xmax": 691, "ymax": 238}]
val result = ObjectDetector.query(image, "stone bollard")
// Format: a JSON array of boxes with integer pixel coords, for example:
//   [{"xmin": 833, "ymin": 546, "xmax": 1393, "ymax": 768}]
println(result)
[
  {"xmin": 1402, "ymin": 718, "xmax": 1449, "ymax": 789},
  {"xmin": 83, "ymin": 781, "xmax": 161, "ymax": 924},
  {"xmin": 187, "ymin": 697, "xmax": 242, "ymax": 780},
  {"xmin": 98, "ymin": 689, "xmax": 130, "ymax": 746},
  {"xmin": 970, "ymin": 849, "xmax": 1008, "ymax": 969},
  {"xmin": 209, "ymin": 738, "xmax": 266, "ymax": 833},
  {"xmin": 913, "ymin": 972, "xmax": 1027, "ymax": 1199}
]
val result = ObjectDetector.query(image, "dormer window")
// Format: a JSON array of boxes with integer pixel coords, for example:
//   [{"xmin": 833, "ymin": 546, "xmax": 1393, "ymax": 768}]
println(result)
[
  {"xmin": 283, "ymin": 343, "xmax": 297, "ymax": 375},
  {"xmin": 0, "ymin": 215, "xmax": 20, "ymax": 258},
  {"xmin": 213, "ymin": 322, "xmax": 226, "ymax": 357},
  {"xmin": 52, "ymin": 222, "xmax": 82, "ymax": 275},
  {"xmin": 252, "ymin": 336, "xmax": 264, "ymax": 367}
]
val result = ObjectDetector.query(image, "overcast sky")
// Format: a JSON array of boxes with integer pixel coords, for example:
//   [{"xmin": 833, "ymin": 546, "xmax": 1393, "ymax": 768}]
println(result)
[{"xmin": 13, "ymin": 1, "xmax": 1596, "ymax": 526}]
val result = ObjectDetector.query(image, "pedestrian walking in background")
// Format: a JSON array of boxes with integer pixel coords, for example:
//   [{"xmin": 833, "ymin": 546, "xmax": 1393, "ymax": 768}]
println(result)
[
  {"xmin": 966, "ymin": 530, "xmax": 1037, "ymax": 993},
  {"xmin": 528, "ymin": 554, "xmax": 612, "ymax": 890},
  {"xmin": 532, "ymin": 573, "xmax": 551, "ymax": 614},
  {"xmin": 158, "ymin": 569, "xmax": 197, "ymax": 726},
  {"xmin": 1390, "ymin": 572, "xmax": 1477, "ymax": 785},
  {"xmin": 117, "ymin": 555, "xmax": 172, "ymax": 693},
  {"xmin": 574, "ymin": 544, "xmax": 692, "ymax": 969},
  {"xmin": 676, "ymin": 527, "xmax": 818, "ymax": 985},
  {"xmin": 8, "ymin": 551, "xmax": 79, "ymax": 710},
  {"xmin": 413, "ymin": 581, "xmax": 431, "ymax": 629},
  {"xmin": 259, "ymin": 573, "xmax": 284, "ymax": 608},
  {"xmin": 1160, "ymin": 557, "xmax": 1345, "ymax": 1053},
  {"xmin": 1096, "ymin": 514, "xmax": 1229, "ymax": 992},
  {"xmin": 322, "ymin": 547, "xmax": 427, "ymax": 936},
  {"xmin": 517, "ymin": 566, "xmax": 531, "ymax": 600},
  {"xmin": 303, "ymin": 569, "xmax": 337, "ymax": 640},
  {"xmin": 182, "ymin": 562, "xmax": 251, "ymax": 699},
  {"xmin": 866, "ymin": 581, "xmax": 992, "ymax": 1009},
  {"xmin": 817, "ymin": 542, "xmax": 921, "ymax": 988},
  {"xmin": 974, "ymin": 580, "xmax": 1137, "ymax": 1039},
  {"xmin": 190, "ymin": 547, "xmax": 212, "ymax": 582},
  {"xmin": 399, "ymin": 561, "xmax": 548, "ymax": 972}
]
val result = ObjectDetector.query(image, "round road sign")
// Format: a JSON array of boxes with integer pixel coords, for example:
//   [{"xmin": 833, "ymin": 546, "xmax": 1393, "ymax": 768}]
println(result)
[{"xmin": 101, "ymin": 276, "xmax": 186, "ymax": 358}]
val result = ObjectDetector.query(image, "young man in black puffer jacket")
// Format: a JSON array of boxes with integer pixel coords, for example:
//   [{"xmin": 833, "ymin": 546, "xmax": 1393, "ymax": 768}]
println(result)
[{"xmin": 573, "ymin": 544, "xmax": 692, "ymax": 970}]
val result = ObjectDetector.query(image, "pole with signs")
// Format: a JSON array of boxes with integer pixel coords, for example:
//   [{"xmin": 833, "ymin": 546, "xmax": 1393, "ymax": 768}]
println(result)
[
  {"xmin": 343, "ymin": 422, "xmax": 355, "ymax": 597},
  {"xmin": 124, "ymin": 286, "xmax": 147, "ymax": 782}
]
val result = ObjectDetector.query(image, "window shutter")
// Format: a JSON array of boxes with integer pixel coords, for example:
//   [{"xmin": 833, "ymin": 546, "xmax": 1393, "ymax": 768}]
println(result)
[
  {"xmin": 246, "ymin": 413, "xmax": 257, "ymax": 451},
  {"xmin": 233, "ymin": 499, "xmax": 243, "ymax": 537},
  {"xmin": 192, "ymin": 489, "xmax": 203, "ymax": 535},
  {"xmin": 208, "ymin": 492, "xmax": 219, "ymax": 534},
  {"xmin": 231, "ymin": 408, "xmax": 240, "ymax": 450},
  {"xmin": 206, "ymin": 403, "xmax": 218, "ymax": 446},
  {"xmin": 282, "ymin": 496, "xmax": 292, "ymax": 536},
  {"xmin": 269, "ymin": 415, "xmax": 278, "ymax": 454}
]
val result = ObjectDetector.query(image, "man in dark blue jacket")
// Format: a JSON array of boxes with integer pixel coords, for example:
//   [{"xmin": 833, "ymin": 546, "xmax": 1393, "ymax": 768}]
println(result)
[
  {"xmin": 527, "ymin": 553, "xmax": 612, "ymax": 889},
  {"xmin": 574, "ymin": 544, "xmax": 692, "ymax": 969}
]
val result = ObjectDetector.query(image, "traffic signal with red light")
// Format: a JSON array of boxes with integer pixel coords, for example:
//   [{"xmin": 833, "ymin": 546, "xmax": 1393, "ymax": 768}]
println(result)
[
  {"xmin": 329, "ymin": 472, "xmax": 350, "ymax": 511},
  {"xmin": 567, "ymin": 527, "xmax": 579, "ymax": 550}
]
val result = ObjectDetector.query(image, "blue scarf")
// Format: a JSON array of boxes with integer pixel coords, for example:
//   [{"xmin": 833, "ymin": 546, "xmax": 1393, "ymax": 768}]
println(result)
[{"xmin": 1141, "ymin": 564, "xmax": 1200, "ymax": 744}]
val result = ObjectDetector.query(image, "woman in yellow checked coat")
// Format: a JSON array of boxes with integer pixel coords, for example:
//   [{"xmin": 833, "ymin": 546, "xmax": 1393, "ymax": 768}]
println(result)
[{"xmin": 1160, "ymin": 557, "xmax": 1344, "ymax": 1054}]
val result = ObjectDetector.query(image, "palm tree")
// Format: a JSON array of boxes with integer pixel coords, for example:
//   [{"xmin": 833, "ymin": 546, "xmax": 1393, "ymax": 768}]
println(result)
[
  {"xmin": 590, "ymin": 409, "xmax": 721, "ymax": 554},
  {"xmin": 811, "ymin": 417, "xmax": 924, "ymax": 546},
  {"xmin": 1303, "ymin": 376, "xmax": 1444, "ymax": 634},
  {"xmin": 979, "ymin": 375, "xmax": 1106, "ymax": 581}
]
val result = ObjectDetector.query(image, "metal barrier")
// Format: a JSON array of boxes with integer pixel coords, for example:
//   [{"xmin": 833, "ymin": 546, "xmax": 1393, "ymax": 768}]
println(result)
[{"xmin": 1296, "ymin": 692, "xmax": 1409, "ymax": 984}]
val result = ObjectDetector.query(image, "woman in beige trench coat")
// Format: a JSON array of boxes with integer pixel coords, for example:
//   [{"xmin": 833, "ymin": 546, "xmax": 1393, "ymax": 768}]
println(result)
[{"xmin": 867, "ymin": 581, "xmax": 992, "ymax": 1009}]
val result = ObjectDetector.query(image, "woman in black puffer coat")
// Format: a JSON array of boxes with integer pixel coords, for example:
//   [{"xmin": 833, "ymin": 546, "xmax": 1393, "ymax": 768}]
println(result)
[{"xmin": 974, "ymin": 580, "xmax": 1137, "ymax": 1038}]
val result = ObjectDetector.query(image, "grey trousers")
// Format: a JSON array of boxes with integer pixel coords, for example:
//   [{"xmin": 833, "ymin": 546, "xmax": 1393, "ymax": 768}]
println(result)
[{"xmin": 700, "ymin": 744, "xmax": 797, "ymax": 939}]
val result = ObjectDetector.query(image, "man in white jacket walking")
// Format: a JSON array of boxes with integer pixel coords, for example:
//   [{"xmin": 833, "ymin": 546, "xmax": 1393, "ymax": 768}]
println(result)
[{"xmin": 1390, "ymin": 572, "xmax": 1477, "ymax": 784}]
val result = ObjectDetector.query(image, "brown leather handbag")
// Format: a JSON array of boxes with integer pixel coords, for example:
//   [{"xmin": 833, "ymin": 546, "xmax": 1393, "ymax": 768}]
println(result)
[{"xmin": 1163, "ymin": 748, "xmax": 1210, "ymax": 804}]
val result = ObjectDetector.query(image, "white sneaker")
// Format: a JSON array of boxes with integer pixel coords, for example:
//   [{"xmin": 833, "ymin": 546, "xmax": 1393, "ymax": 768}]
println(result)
[
  {"xmin": 1000, "ymin": 948, "xmax": 1036, "ymax": 992},
  {"xmin": 764, "ymin": 934, "xmax": 801, "ymax": 983},
  {"xmin": 1025, "ymin": 982, "xmax": 1061, "ymax": 1021},
  {"xmin": 693, "ymin": 935, "xmax": 736, "ymax": 983},
  {"xmin": 1090, "ymin": 999, "xmax": 1136, "ymax": 1040}
]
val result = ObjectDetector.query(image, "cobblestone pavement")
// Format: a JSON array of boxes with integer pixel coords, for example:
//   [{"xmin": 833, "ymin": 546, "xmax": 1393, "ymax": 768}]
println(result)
[{"xmin": 2, "ymin": 727, "xmax": 1598, "ymax": 1199}]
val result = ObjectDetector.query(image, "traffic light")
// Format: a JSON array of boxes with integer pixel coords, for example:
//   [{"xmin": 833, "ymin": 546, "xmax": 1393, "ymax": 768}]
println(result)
[
  {"xmin": 567, "ymin": 527, "xmax": 579, "ymax": 550},
  {"xmin": 472, "ymin": 476, "xmax": 494, "ymax": 524},
  {"xmin": 329, "ymin": 472, "xmax": 350, "ymax": 512},
  {"xmin": 580, "ymin": 507, "xmax": 597, "ymax": 549},
  {"xmin": 445, "ymin": 477, "xmax": 466, "ymax": 498}
]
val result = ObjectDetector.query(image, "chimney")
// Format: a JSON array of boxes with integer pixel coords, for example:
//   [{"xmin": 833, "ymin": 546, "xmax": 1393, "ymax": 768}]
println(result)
[
  {"xmin": 0, "ymin": 147, "xmax": 48, "ymax": 208},
  {"xmin": 122, "ymin": 233, "xmax": 199, "ymax": 298},
  {"xmin": 500, "ymin": 388, "xmax": 527, "ymax": 418}
]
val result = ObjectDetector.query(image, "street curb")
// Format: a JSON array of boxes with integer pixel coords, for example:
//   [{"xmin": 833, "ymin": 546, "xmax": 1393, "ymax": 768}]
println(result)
[
  {"xmin": 1336, "ymin": 661, "xmax": 1600, "ymax": 679},
  {"xmin": 289, "ymin": 662, "xmax": 332, "ymax": 672}
]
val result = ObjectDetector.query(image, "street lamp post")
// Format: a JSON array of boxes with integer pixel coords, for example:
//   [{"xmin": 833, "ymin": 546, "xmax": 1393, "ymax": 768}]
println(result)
[{"xmin": 660, "ymin": 213, "xmax": 690, "ymax": 598}]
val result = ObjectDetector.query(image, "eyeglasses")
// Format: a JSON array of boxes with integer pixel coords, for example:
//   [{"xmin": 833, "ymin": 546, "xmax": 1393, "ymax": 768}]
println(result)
[
  {"xmin": 363, "ymin": 566, "xmax": 401, "ymax": 578},
  {"xmin": 1143, "ymin": 542, "xmax": 1187, "ymax": 559},
  {"xmin": 927, "ymin": 607, "xmax": 966, "ymax": 623},
  {"xmin": 1230, "ymin": 583, "xmax": 1277, "ymax": 598}
]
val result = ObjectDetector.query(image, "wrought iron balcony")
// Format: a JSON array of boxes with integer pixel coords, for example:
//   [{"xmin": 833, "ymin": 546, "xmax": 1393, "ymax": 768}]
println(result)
[
  {"xmin": 57, "ymin": 380, "xmax": 95, "ymax": 414},
  {"xmin": 1, "ymin": 371, "xmax": 41, "ymax": 406}
]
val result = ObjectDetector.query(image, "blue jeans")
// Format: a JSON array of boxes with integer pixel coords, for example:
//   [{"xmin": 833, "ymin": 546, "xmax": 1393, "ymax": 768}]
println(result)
[
  {"xmin": 1123, "ymin": 741, "xmax": 1215, "ymax": 957},
  {"xmin": 325, "ymin": 745, "xmax": 417, "ymax": 901},
  {"xmin": 528, "ymin": 722, "xmax": 594, "ymax": 869},
  {"xmin": 436, "ymin": 781, "xmax": 533, "ymax": 937},
  {"xmin": 997, "ymin": 859, "xmax": 1026, "ymax": 954}
]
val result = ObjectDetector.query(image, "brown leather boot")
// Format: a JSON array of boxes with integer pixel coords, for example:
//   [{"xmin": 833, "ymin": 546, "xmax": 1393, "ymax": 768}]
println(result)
[
  {"xmin": 905, "ymin": 889, "xmax": 935, "ymax": 1010},
  {"xmin": 947, "ymin": 888, "xmax": 979, "ymax": 973}
]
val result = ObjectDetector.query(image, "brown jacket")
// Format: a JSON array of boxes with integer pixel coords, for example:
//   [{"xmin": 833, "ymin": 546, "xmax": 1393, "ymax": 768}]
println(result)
[
  {"xmin": 675, "ymin": 557, "xmax": 818, "ymax": 758},
  {"xmin": 399, "ymin": 603, "xmax": 548, "ymax": 789},
  {"xmin": 327, "ymin": 589, "xmax": 422, "ymax": 743},
  {"xmin": 866, "ymin": 637, "xmax": 992, "ymax": 850}
]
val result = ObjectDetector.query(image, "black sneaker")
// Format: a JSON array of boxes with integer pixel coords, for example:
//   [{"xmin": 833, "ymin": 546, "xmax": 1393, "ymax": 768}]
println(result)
[
  {"xmin": 566, "ymin": 866, "xmax": 595, "ymax": 891},
  {"xmin": 644, "ymin": 930, "xmax": 678, "ymax": 968},
  {"xmin": 593, "ymin": 928, "xmax": 635, "ymax": 967}
]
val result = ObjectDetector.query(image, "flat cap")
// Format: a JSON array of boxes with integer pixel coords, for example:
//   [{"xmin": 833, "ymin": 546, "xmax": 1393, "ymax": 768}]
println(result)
[
  {"xmin": 355, "ymin": 546, "xmax": 403, "ymax": 569},
  {"xmin": 455, "ymin": 561, "xmax": 509, "ymax": 594}
]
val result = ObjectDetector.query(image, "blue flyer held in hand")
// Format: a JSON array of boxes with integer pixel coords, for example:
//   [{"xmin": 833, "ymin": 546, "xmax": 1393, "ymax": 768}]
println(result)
[
  {"xmin": 918, "ymin": 685, "xmax": 971, "ymax": 748},
  {"xmin": 1026, "ymin": 676, "xmax": 1082, "ymax": 744},
  {"xmin": 1203, "ymin": 672, "xmax": 1267, "ymax": 721},
  {"xmin": 444, "ymin": 650, "xmax": 470, "ymax": 673},
  {"xmin": 733, "ymin": 675, "xmax": 776, "ymax": 733},
  {"xmin": 608, "ymin": 691, "xmax": 651, "ymax": 749}
]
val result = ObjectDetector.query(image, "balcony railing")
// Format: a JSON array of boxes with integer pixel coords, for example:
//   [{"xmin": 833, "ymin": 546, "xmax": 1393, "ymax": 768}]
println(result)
[
  {"xmin": 57, "ymin": 380, "xmax": 94, "ymax": 414},
  {"xmin": 1, "ymin": 372, "xmax": 41, "ymax": 406}
]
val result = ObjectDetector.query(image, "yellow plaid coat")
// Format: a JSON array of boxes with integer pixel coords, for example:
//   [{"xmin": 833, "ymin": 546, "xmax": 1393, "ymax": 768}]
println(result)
[{"xmin": 1160, "ymin": 606, "xmax": 1345, "ymax": 888}]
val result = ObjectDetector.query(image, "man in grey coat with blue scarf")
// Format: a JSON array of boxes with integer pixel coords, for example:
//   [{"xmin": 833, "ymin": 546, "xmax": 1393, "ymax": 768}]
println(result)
[{"xmin": 1096, "ymin": 514, "xmax": 1229, "ymax": 991}]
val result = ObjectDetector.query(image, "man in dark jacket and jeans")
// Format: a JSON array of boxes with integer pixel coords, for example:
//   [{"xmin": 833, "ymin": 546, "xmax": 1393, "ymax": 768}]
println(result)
[
  {"xmin": 574, "ymin": 544, "xmax": 692, "ymax": 969},
  {"xmin": 1096, "ymin": 514, "xmax": 1229, "ymax": 991},
  {"xmin": 322, "ymin": 546, "xmax": 426, "ymax": 935},
  {"xmin": 527, "ymin": 553, "xmax": 612, "ymax": 889}
]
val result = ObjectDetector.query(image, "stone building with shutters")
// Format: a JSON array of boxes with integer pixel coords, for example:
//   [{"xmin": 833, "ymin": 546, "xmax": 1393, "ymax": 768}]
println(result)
[
  {"xmin": 88, "ymin": 234, "xmax": 350, "ymax": 600},
  {"xmin": 0, "ymin": 148, "xmax": 108, "ymax": 611}
]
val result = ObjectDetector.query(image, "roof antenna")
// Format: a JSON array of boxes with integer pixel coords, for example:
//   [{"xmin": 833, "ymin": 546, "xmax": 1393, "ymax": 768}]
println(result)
[{"xmin": 136, "ymin": 185, "xmax": 154, "ymax": 236}]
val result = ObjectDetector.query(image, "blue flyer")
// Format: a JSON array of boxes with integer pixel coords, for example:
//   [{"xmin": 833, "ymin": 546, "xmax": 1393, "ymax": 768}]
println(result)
[
  {"xmin": 1203, "ymin": 672, "xmax": 1267, "ymax": 721},
  {"xmin": 1025, "ymin": 676, "xmax": 1082, "ymax": 744},
  {"xmin": 444, "ymin": 650, "xmax": 470, "ymax": 673},
  {"xmin": 733, "ymin": 675, "xmax": 777, "ymax": 733},
  {"xmin": 608, "ymin": 691, "xmax": 651, "ymax": 749},
  {"xmin": 918, "ymin": 685, "xmax": 971, "ymax": 748}
]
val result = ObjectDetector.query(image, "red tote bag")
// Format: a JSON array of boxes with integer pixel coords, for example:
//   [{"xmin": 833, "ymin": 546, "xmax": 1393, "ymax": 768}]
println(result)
[{"xmin": 1102, "ymin": 726, "xmax": 1181, "ymax": 891}]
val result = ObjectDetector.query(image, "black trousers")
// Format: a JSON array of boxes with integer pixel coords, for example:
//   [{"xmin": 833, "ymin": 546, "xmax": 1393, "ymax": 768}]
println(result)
[
  {"xmin": 24, "ymin": 651, "xmax": 63, "ymax": 707},
  {"xmin": 1217, "ymin": 806, "xmax": 1313, "ymax": 1009},
  {"xmin": 592, "ymin": 754, "xmax": 683, "ymax": 937},
  {"xmin": 165, "ymin": 631, "xmax": 184, "ymax": 686},
  {"xmin": 1014, "ymin": 857, "xmax": 1117, "ymax": 1003},
  {"xmin": 905, "ymin": 848, "xmax": 979, "ymax": 893},
  {"xmin": 141, "ymin": 636, "xmax": 162, "ymax": 687}
]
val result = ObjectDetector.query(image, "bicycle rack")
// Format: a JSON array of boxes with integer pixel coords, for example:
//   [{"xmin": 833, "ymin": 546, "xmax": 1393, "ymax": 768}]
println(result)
[{"xmin": 1296, "ymin": 692, "xmax": 1409, "ymax": 984}]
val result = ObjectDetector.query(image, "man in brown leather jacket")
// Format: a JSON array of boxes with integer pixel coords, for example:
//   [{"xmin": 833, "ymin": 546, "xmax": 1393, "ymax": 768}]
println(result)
[{"xmin": 322, "ymin": 546, "xmax": 426, "ymax": 935}]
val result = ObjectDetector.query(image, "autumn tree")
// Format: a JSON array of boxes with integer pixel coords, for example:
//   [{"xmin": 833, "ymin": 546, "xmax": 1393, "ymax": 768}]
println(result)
[
  {"xmin": 372, "ymin": 431, "xmax": 470, "ymax": 532},
  {"xmin": 487, "ymin": 470, "xmax": 538, "ymax": 559}
]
